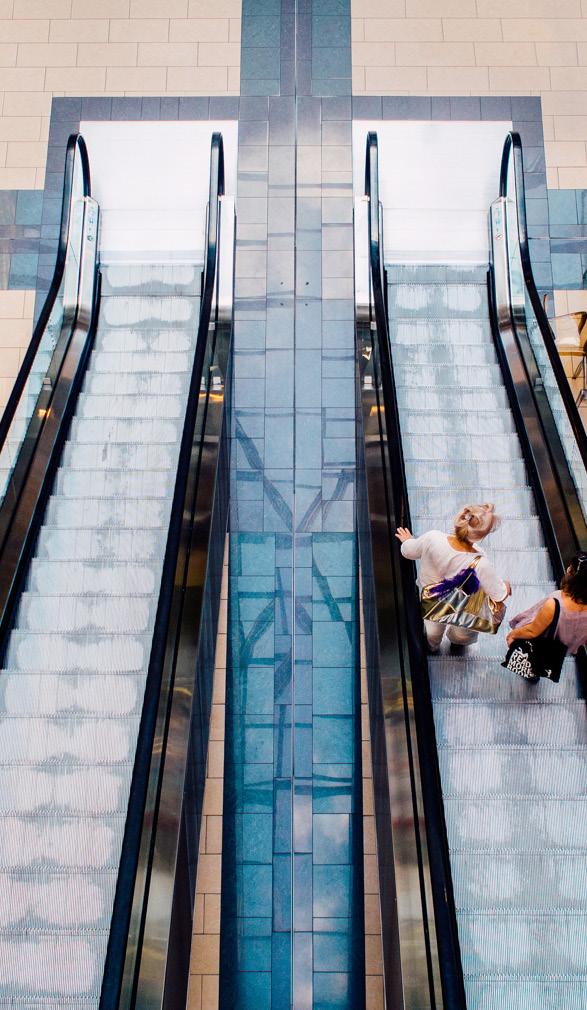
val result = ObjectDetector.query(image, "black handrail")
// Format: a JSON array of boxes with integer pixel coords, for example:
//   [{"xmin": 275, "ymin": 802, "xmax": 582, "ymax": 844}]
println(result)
[
  {"xmin": 0, "ymin": 134, "xmax": 90, "ymax": 453},
  {"xmin": 500, "ymin": 132, "xmax": 587, "ymax": 476},
  {"xmin": 364, "ymin": 131, "xmax": 467, "ymax": 1010},
  {"xmin": 0, "ymin": 136, "xmax": 98, "ymax": 661},
  {"xmin": 493, "ymin": 131, "xmax": 587, "ymax": 566},
  {"xmin": 100, "ymin": 132, "xmax": 226, "ymax": 1009}
]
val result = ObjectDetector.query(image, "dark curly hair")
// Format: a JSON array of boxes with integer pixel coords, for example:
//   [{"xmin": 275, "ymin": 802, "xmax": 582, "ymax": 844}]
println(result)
[{"xmin": 560, "ymin": 554, "xmax": 587, "ymax": 605}]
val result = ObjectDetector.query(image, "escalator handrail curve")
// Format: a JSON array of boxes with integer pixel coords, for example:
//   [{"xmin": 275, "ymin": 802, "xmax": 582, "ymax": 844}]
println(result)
[
  {"xmin": 0, "ymin": 133, "xmax": 91, "ymax": 453},
  {"xmin": 500, "ymin": 130, "xmax": 587, "ymax": 475},
  {"xmin": 99, "ymin": 132, "xmax": 225, "ymax": 1009},
  {"xmin": 364, "ymin": 130, "xmax": 467, "ymax": 1010}
]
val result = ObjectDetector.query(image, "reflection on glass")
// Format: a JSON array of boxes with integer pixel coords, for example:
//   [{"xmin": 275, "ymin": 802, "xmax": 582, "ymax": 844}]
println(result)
[
  {"xmin": 504, "ymin": 169, "xmax": 587, "ymax": 519},
  {"xmin": 0, "ymin": 148, "xmax": 86, "ymax": 507},
  {"xmin": 524, "ymin": 293, "xmax": 587, "ymax": 517}
]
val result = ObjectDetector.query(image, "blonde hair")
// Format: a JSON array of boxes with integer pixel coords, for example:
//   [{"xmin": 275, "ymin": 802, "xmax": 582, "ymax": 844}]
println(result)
[{"xmin": 454, "ymin": 503, "xmax": 500, "ymax": 544}]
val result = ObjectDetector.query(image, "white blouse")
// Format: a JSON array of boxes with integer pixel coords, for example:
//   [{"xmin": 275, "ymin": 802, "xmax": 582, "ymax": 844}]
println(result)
[{"xmin": 400, "ymin": 529, "xmax": 508, "ymax": 602}]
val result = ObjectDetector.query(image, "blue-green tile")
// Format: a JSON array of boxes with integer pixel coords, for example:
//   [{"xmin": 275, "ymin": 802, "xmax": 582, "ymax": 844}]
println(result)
[
  {"xmin": 313, "ymin": 622, "xmax": 354, "ymax": 667},
  {"xmin": 237, "ymin": 934, "xmax": 272, "ymax": 971},
  {"xmin": 313, "ymin": 814, "xmax": 351, "ymax": 864},
  {"xmin": 314, "ymin": 932, "xmax": 353, "ymax": 972},
  {"xmin": 313, "ymin": 715, "xmax": 354, "ymax": 764},
  {"xmin": 313, "ymin": 764, "xmax": 353, "ymax": 813},
  {"xmin": 313, "ymin": 864, "xmax": 353, "ymax": 918},
  {"xmin": 313, "ymin": 668, "xmax": 354, "ymax": 715}
]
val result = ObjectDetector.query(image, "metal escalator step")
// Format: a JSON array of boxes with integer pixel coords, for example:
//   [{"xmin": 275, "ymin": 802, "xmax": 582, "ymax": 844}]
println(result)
[
  {"xmin": 433, "ymin": 701, "xmax": 587, "ymax": 748},
  {"xmin": 89, "ymin": 351, "xmax": 193, "ymax": 374},
  {"xmin": 15, "ymin": 593, "xmax": 156, "ymax": 635},
  {"xmin": 100, "ymin": 295, "xmax": 200, "ymax": 329},
  {"xmin": 0, "ymin": 710, "xmax": 142, "ymax": 761},
  {"xmin": 452, "ymin": 851, "xmax": 587, "ymax": 910},
  {"xmin": 44, "ymin": 497, "xmax": 170, "ymax": 530},
  {"xmin": 82, "ymin": 370, "xmax": 190, "ymax": 396},
  {"xmin": 387, "ymin": 283, "xmax": 488, "ymax": 320},
  {"xmin": 394, "ymin": 362, "xmax": 503, "ymax": 387},
  {"xmin": 408, "ymin": 487, "xmax": 536, "ymax": 516},
  {"xmin": 463, "ymin": 978, "xmax": 587, "ymax": 1010},
  {"xmin": 61, "ymin": 441, "xmax": 177, "ymax": 471},
  {"xmin": 0, "ymin": 812, "xmax": 126, "ymax": 868},
  {"xmin": 27, "ymin": 559, "xmax": 158, "ymax": 594},
  {"xmin": 390, "ymin": 319, "xmax": 492, "ymax": 346},
  {"xmin": 402, "ymin": 432, "xmax": 522, "ymax": 463},
  {"xmin": 76, "ymin": 394, "xmax": 186, "ymax": 421},
  {"xmin": 457, "ymin": 912, "xmax": 587, "ymax": 978},
  {"xmin": 396, "ymin": 387, "xmax": 509, "ymax": 411},
  {"xmin": 33, "ymin": 528, "xmax": 166, "ymax": 563},
  {"xmin": 93, "ymin": 327, "xmax": 196, "ymax": 353},
  {"xmin": 53, "ymin": 467, "xmax": 175, "ymax": 499},
  {"xmin": 4, "ymin": 631, "xmax": 152, "ymax": 672},
  {"xmin": 389, "ymin": 342, "xmax": 498, "ymax": 366},
  {"xmin": 0, "ymin": 867, "xmax": 118, "ymax": 929},
  {"xmin": 400, "ymin": 409, "xmax": 515, "ymax": 435},
  {"xmin": 67, "ymin": 417, "xmax": 183, "ymax": 444},
  {"xmin": 387, "ymin": 263, "xmax": 488, "ymax": 285},
  {"xmin": 404, "ymin": 458, "xmax": 528, "ymax": 486},
  {"xmin": 0, "ymin": 762, "xmax": 134, "ymax": 813},
  {"xmin": 100, "ymin": 261, "xmax": 202, "ymax": 297},
  {"xmin": 438, "ymin": 746, "xmax": 587, "ymax": 798},
  {"xmin": 0, "ymin": 671, "xmax": 145, "ymax": 717},
  {"xmin": 429, "ymin": 655, "xmax": 579, "ymax": 703}
]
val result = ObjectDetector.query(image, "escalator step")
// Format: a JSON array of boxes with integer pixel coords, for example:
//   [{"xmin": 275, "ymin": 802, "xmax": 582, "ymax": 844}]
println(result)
[
  {"xmin": 404, "ymin": 458, "xmax": 528, "ymax": 486},
  {"xmin": 68, "ymin": 417, "xmax": 185, "ymax": 444},
  {"xmin": 0, "ymin": 671, "xmax": 145, "ymax": 717},
  {"xmin": 433, "ymin": 701, "xmax": 587, "ymax": 748},
  {"xmin": 53, "ymin": 467, "xmax": 175, "ymax": 499},
  {"xmin": 4, "ymin": 631, "xmax": 153, "ymax": 672},
  {"xmin": 44, "ymin": 497, "xmax": 171, "ymax": 529},
  {"xmin": 408, "ymin": 486, "xmax": 536, "ymax": 516},
  {"xmin": 61, "ymin": 441, "xmax": 177, "ymax": 471},
  {"xmin": 16, "ymin": 593, "xmax": 156, "ymax": 635},
  {"xmin": 400, "ymin": 408, "xmax": 516, "ymax": 435},
  {"xmin": 28, "ymin": 559, "xmax": 159, "ymax": 594},
  {"xmin": 438, "ymin": 746, "xmax": 587, "ymax": 797},
  {"xmin": 83, "ymin": 370, "xmax": 191, "ymax": 396},
  {"xmin": 429, "ymin": 655, "xmax": 579, "ymax": 703},
  {"xmin": 33, "ymin": 528, "xmax": 167, "ymax": 563},
  {"xmin": 390, "ymin": 318, "xmax": 492, "ymax": 346}
]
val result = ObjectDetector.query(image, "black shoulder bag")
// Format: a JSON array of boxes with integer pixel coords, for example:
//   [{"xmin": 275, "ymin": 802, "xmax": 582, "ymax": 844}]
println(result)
[{"xmin": 502, "ymin": 598, "xmax": 566, "ymax": 684}]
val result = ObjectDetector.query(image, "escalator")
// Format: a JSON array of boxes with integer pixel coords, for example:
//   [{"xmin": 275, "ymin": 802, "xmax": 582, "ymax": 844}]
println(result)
[
  {"xmin": 358, "ymin": 131, "xmax": 587, "ymax": 1009},
  {"xmin": 0, "ymin": 131, "xmax": 233, "ymax": 1008}
]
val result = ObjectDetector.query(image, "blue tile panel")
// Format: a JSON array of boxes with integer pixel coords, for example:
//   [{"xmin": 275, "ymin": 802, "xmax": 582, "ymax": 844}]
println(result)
[
  {"xmin": 223, "ymin": 2, "xmax": 363, "ymax": 1002},
  {"xmin": 547, "ymin": 188, "xmax": 587, "ymax": 289}
]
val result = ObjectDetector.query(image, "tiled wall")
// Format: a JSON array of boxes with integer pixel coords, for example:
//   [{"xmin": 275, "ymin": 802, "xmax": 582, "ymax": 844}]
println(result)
[
  {"xmin": 0, "ymin": 287, "xmax": 34, "ymax": 410},
  {"xmin": 0, "ymin": 1, "xmax": 241, "ymax": 190},
  {"xmin": 548, "ymin": 188, "xmax": 587, "ymax": 289},
  {"xmin": 351, "ymin": 0, "xmax": 587, "ymax": 188}
]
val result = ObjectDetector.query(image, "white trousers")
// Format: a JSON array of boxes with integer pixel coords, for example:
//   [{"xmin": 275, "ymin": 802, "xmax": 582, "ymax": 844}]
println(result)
[{"xmin": 424, "ymin": 619, "xmax": 478, "ymax": 650}]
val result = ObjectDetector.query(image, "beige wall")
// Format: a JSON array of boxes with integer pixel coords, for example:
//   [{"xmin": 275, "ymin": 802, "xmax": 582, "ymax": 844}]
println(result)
[
  {"xmin": 0, "ymin": 289, "xmax": 35, "ymax": 410},
  {"xmin": 0, "ymin": 0, "xmax": 241, "ymax": 190},
  {"xmin": 352, "ymin": 0, "xmax": 587, "ymax": 188}
]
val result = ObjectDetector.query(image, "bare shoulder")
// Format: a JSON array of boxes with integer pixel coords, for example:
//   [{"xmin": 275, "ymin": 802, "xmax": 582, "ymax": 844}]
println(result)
[{"xmin": 537, "ymin": 598, "xmax": 557, "ymax": 619}]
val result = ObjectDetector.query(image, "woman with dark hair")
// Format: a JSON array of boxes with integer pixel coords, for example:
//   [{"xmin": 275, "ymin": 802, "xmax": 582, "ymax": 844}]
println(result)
[{"xmin": 507, "ymin": 553, "xmax": 587, "ymax": 657}]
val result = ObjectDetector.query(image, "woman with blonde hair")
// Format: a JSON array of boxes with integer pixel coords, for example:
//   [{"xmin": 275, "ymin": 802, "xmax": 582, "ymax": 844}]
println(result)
[{"xmin": 396, "ymin": 503, "xmax": 511, "ymax": 654}]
